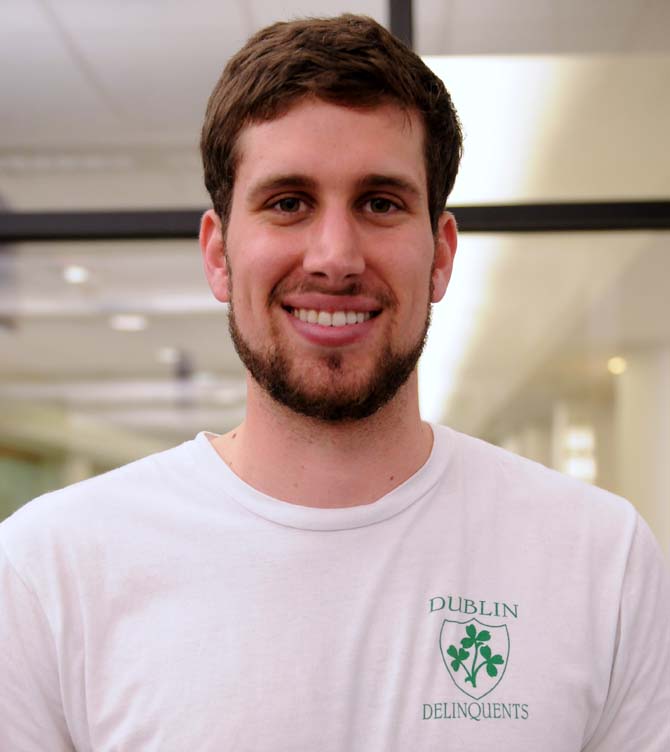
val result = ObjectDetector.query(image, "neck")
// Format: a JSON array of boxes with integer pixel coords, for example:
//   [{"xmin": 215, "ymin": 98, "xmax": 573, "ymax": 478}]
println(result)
[{"xmin": 210, "ymin": 372, "xmax": 433, "ymax": 508}]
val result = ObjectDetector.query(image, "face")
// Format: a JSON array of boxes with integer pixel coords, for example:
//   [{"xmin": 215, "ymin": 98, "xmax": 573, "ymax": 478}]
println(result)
[{"xmin": 200, "ymin": 99, "xmax": 457, "ymax": 422}]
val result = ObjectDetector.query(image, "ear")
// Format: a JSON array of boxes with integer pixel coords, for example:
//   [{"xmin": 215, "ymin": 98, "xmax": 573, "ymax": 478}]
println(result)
[
  {"xmin": 431, "ymin": 211, "xmax": 458, "ymax": 303},
  {"xmin": 199, "ymin": 209, "xmax": 230, "ymax": 303}
]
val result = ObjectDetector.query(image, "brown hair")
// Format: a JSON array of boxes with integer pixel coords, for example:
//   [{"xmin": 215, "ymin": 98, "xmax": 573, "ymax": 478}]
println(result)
[{"xmin": 201, "ymin": 14, "xmax": 462, "ymax": 232}]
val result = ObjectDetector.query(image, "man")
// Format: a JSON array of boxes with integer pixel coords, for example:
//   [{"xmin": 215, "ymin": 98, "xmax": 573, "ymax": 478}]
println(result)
[{"xmin": 1, "ymin": 14, "xmax": 668, "ymax": 751}]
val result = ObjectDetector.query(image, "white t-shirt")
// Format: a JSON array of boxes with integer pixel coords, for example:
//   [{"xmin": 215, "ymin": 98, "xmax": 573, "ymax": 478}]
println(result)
[{"xmin": 1, "ymin": 425, "xmax": 669, "ymax": 751}]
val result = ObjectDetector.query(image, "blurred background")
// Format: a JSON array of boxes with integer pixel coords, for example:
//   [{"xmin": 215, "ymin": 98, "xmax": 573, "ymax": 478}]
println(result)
[{"xmin": 1, "ymin": 0, "xmax": 669, "ymax": 553}]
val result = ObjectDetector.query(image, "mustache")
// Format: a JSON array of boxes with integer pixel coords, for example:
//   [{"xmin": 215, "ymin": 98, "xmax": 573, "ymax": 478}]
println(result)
[{"xmin": 270, "ymin": 279, "xmax": 397, "ymax": 308}]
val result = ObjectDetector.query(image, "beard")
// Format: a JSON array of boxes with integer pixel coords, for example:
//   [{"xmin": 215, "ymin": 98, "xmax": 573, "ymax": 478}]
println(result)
[{"xmin": 227, "ymin": 299, "xmax": 431, "ymax": 423}]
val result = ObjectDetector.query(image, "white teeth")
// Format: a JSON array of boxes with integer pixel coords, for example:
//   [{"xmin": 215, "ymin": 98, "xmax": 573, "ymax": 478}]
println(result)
[{"xmin": 289, "ymin": 308, "xmax": 373, "ymax": 327}]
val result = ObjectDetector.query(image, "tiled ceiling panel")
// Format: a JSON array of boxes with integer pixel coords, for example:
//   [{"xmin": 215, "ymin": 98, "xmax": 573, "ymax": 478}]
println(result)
[
  {"xmin": 1, "ymin": 0, "xmax": 112, "ymax": 146},
  {"xmin": 248, "ymin": 0, "xmax": 386, "ymax": 28},
  {"xmin": 36, "ymin": 0, "xmax": 252, "ymax": 141},
  {"xmin": 416, "ymin": 0, "xmax": 670, "ymax": 55}
]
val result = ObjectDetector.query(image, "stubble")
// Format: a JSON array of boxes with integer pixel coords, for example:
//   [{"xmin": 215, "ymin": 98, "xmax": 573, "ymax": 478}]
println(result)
[{"xmin": 227, "ymin": 286, "xmax": 432, "ymax": 423}]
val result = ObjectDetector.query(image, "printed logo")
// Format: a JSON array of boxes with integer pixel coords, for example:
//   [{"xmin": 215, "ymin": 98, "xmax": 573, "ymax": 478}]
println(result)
[{"xmin": 439, "ymin": 618, "xmax": 509, "ymax": 700}]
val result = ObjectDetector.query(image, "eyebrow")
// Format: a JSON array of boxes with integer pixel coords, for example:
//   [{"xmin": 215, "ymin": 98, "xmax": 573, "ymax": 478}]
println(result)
[
  {"xmin": 246, "ymin": 172, "xmax": 422, "ymax": 205},
  {"xmin": 354, "ymin": 173, "xmax": 422, "ymax": 198},
  {"xmin": 247, "ymin": 174, "xmax": 318, "ymax": 205}
]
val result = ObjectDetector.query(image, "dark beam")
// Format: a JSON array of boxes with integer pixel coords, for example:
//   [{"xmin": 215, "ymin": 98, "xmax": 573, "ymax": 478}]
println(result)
[
  {"xmin": 451, "ymin": 201, "xmax": 670, "ymax": 233},
  {"xmin": 0, "ymin": 202, "xmax": 669, "ymax": 244},
  {"xmin": 390, "ymin": 0, "xmax": 413, "ymax": 49},
  {"xmin": 0, "ymin": 209, "xmax": 203, "ymax": 243}
]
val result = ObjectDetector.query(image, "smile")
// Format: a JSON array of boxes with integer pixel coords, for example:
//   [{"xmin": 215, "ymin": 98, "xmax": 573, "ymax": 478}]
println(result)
[{"xmin": 286, "ymin": 308, "xmax": 377, "ymax": 327}]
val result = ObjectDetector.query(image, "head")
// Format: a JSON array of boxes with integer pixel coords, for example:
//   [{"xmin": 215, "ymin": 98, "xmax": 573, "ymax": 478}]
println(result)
[
  {"xmin": 200, "ymin": 15, "xmax": 462, "ymax": 423},
  {"xmin": 201, "ymin": 14, "xmax": 462, "ymax": 236}
]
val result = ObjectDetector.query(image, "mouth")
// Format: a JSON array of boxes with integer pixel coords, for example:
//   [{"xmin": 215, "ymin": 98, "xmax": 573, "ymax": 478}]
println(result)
[{"xmin": 282, "ymin": 306, "xmax": 381, "ymax": 327}]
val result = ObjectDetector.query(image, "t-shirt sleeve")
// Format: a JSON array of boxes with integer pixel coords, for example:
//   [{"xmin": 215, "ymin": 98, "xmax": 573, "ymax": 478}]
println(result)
[
  {"xmin": 0, "ymin": 539, "xmax": 75, "ymax": 751},
  {"xmin": 583, "ymin": 514, "xmax": 670, "ymax": 751}
]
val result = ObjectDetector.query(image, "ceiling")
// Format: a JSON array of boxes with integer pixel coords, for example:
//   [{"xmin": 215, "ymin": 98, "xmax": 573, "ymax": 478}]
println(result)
[
  {"xmin": 1, "ymin": 0, "xmax": 669, "ymax": 465},
  {"xmin": 2, "ymin": 0, "xmax": 669, "ymax": 210}
]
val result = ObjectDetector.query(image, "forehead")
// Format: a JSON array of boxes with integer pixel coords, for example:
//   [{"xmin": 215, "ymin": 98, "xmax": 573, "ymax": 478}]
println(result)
[{"xmin": 233, "ymin": 99, "xmax": 427, "ymax": 194}]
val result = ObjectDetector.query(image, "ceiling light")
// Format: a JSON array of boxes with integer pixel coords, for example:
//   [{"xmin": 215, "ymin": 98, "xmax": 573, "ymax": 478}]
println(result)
[
  {"xmin": 564, "ymin": 426, "xmax": 595, "ymax": 453},
  {"xmin": 63, "ymin": 265, "xmax": 89, "ymax": 284},
  {"xmin": 607, "ymin": 356, "xmax": 627, "ymax": 375},
  {"xmin": 157, "ymin": 346, "xmax": 180, "ymax": 364},
  {"xmin": 194, "ymin": 371, "xmax": 217, "ymax": 385},
  {"xmin": 109, "ymin": 314, "xmax": 147, "ymax": 332},
  {"xmin": 564, "ymin": 456, "xmax": 597, "ymax": 483}
]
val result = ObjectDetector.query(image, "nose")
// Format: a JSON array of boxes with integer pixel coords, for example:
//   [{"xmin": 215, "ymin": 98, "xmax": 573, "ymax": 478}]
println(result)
[{"xmin": 302, "ymin": 207, "xmax": 365, "ymax": 284}]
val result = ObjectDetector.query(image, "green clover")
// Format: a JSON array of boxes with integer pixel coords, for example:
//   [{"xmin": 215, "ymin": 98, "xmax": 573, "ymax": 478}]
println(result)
[
  {"xmin": 446, "ymin": 644, "xmax": 470, "ymax": 671},
  {"xmin": 446, "ymin": 624, "xmax": 505, "ymax": 689},
  {"xmin": 480, "ymin": 645, "xmax": 505, "ymax": 677},
  {"xmin": 461, "ymin": 623, "xmax": 491, "ymax": 649}
]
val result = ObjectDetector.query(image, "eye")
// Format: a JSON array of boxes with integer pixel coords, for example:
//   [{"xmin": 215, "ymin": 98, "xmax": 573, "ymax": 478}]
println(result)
[
  {"xmin": 274, "ymin": 197, "xmax": 303, "ymax": 213},
  {"xmin": 366, "ymin": 196, "xmax": 400, "ymax": 214}
]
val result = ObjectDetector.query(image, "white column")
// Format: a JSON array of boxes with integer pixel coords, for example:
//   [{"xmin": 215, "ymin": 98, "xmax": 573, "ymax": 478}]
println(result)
[
  {"xmin": 550, "ymin": 401, "xmax": 599, "ymax": 486},
  {"xmin": 614, "ymin": 348, "xmax": 670, "ymax": 556},
  {"xmin": 500, "ymin": 423, "xmax": 551, "ymax": 467}
]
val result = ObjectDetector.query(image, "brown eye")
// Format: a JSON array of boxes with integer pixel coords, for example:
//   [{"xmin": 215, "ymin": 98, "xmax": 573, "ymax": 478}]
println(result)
[
  {"xmin": 276, "ymin": 197, "xmax": 301, "ymax": 212},
  {"xmin": 369, "ymin": 197, "xmax": 394, "ymax": 213}
]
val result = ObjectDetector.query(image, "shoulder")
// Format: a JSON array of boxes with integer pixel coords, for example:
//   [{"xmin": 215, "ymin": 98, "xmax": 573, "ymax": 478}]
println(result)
[
  {"xmin": 0, "ymin": 438, "xmax": 199, "ymax": 575},
  {"xmin": 438, "ymin": 425, "xmax": 639, "ymax": 552},
  {"xmin": 437, "ymin": 427, "xmax": 669, "ymax": 638}
]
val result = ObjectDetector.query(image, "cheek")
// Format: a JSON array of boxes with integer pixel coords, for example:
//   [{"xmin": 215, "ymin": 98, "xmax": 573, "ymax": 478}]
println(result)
[
  {"xmin": 395, "ymin": 251, "xmax": 434, "ymax": 306},
  {"xmin": 227, "ymin": 238, "xmax": 299, "ymax": 335}
]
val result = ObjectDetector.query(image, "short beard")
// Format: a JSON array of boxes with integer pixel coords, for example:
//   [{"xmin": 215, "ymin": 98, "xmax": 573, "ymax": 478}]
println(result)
[{"xmin": 227, "ymin": 303, "xmax": 431, "ymax": 423}]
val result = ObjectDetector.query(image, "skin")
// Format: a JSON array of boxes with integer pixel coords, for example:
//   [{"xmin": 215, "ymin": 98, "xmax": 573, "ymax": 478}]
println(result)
[{"xmin": 199, "ymin": 99, "xmax": 457, "ymax": 508}]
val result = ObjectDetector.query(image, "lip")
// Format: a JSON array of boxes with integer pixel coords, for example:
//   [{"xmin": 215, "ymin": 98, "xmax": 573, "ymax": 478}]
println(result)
[
  {"xmin": 280, "ymin": 293, "xmax": 382, "ymax": 314},
  {"xmin": 284, "ymin": 307, "xmax": 378, "ymax": 347}
]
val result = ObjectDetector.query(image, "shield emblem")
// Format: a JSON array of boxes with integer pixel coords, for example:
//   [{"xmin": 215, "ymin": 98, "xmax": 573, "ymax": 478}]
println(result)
[{"xmin": 439, "ymin": 618, "xmax": 510, "ymax": 700}]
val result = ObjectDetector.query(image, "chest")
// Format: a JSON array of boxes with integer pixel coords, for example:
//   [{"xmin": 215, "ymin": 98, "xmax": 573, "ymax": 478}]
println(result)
[{"xmin": 67, "ymin": 534, "xmax": 610, "ymax": 751}]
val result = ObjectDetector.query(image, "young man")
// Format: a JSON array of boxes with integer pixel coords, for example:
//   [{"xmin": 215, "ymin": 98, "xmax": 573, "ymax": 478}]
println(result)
[{"xmin": 1, "ymin": 15, "xmax": 668, "ymax": 751}]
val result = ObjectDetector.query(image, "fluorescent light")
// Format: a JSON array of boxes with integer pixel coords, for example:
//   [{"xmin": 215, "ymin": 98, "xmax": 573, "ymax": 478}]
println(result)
[
  {"xmin": 565, "ymin": 426, "xmax": 595, "ymax": 452},
  {"xmin": 157, "ymin": 346, "xmax": 180, "ymax": 364},
  {"xmin": 63, "ymin": 265, "xmax": 89, "ymax": 284},
  {"xmin": 607, "ymin": 356, "xmax": 627, "ymax": 375},
  {"xmin": 109, "ymin": 314, "xmax": 147, "ymax": 332}
]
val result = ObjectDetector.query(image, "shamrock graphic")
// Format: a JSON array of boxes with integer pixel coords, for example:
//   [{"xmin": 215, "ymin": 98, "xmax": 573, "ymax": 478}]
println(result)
[
  {"xmin": 446, "ymin": 644, "xmax": 470, "ymax": 670},
  {"xmin": 446, "ymin": 623, "xmax": 505, "ymax": 689}
]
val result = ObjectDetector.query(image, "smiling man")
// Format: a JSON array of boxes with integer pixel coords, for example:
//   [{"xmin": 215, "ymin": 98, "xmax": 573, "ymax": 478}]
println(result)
[
  {"xmin": 1, "ymin": 14, "xmax": 669, "ymax": 752},
  {"xmin": 198, "ymin": 96, "xmax": 456, "ymax": 506},
  {"xmin": 203, "ymin": 100, "xmax": 448, "ymax": 429}
]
